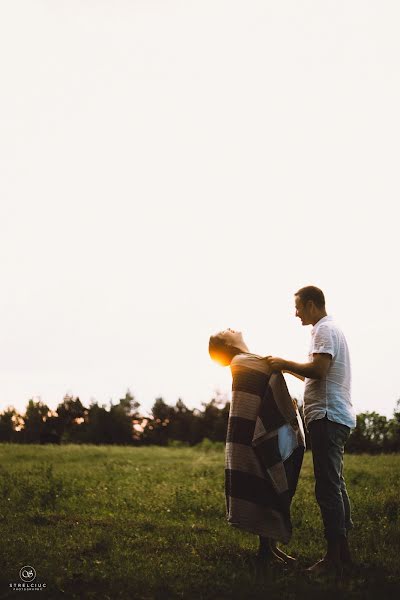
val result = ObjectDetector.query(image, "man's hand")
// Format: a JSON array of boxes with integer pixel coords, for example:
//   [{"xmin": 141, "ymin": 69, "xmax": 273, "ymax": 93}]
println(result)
[
  {"xmin": 266, "ymin": 353, "xmax": 331, "ymax": 380},
  {"xmin": 265, "ymin": 356, "xmax": 288, "ymax": 371}
]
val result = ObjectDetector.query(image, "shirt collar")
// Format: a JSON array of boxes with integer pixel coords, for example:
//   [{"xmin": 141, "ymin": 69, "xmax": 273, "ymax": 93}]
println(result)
[{"xmin": 312, "ymin": 315, "xmax": 332, "ymax": 332}]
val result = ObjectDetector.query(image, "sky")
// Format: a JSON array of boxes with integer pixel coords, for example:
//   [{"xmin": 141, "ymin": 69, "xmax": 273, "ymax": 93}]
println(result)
[{"xmin": 1, "ymin": 1, "xmax": 399, "ymax": 419}]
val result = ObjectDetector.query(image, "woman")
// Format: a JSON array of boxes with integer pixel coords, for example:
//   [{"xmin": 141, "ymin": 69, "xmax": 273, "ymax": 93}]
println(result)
[{"xmin": 209, "ymin": 328, "xmax": 305, "ymax": 564}]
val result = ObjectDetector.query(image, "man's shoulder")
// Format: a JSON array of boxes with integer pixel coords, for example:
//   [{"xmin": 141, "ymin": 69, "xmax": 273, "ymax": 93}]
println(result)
[{"xmin": 314, "ymin": 316, "xmax": 344, "ymax": 336}]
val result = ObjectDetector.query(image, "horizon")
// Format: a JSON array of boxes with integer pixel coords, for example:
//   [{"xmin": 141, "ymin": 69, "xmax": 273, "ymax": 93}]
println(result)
[{"xmin": 2, "ymin": 383, "xmax": 399, "ymax": 421}]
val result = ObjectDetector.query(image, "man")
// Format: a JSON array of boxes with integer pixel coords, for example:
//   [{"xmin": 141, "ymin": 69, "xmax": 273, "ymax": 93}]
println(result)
[
  {"xmin": 209, "ymin": 329, "xmax": 305, "ymax": 565},
  {"xmin": 266, "ymin": 286, "xmax": 356, "ymax": 576}
]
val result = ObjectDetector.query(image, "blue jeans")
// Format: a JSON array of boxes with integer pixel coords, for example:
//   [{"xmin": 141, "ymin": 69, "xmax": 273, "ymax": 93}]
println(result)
[
  {"xmin": 284, "ymin": 445, "xmax": 305, "ymax": 502},
  {"xmin": 309, "ymin": 416, "xmax": 353, "ymax": 541}
]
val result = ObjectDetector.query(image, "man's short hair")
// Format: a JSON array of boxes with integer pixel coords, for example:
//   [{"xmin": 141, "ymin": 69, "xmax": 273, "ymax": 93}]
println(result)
[
  {"xmin": 209, "ymin": 334, "xmax": 243, "ymax": 366},
  {"xmin": 295, "ymin": 286, "xmax": 325, "ymax": 309}
]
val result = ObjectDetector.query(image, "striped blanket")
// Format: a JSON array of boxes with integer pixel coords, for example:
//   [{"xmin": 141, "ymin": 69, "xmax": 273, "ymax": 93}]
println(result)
[{"xmin": 225, "ymin": 353, "xmax": 305, "ymax": 543}]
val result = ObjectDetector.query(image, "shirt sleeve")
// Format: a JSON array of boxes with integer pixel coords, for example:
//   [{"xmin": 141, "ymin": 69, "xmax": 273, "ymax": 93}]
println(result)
[{"xmin": 310, "ymin": 324, "xmax": 336, "ymax": 358}]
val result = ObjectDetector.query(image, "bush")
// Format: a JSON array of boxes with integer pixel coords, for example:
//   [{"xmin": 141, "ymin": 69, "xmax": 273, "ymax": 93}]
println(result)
[{"xmin": 194, "ymin": 438, "xmax": 224, "ymax": 452}]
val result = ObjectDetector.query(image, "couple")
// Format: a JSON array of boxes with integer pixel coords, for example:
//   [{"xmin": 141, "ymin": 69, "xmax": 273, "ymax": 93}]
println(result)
[{"xmin": 209, "ymin": 286, "xmax": 356, "ymax": 576}]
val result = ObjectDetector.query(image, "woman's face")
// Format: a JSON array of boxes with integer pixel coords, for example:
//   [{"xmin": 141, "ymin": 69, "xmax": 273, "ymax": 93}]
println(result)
[{"xmin": 218, "ymin": 329, "xmax": 244, "ymax": 348}]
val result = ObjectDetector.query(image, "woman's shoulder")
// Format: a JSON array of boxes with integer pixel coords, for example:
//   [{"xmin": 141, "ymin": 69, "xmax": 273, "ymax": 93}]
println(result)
[{"xmin": 231, "ymin": 353, "xmax": 270, "ymax": 374}]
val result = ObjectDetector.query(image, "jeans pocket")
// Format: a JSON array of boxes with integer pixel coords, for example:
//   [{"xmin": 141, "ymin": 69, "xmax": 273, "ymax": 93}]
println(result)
[{"xmin": 330, "ymin": 422, "xmax": 350, "ymax": 448}]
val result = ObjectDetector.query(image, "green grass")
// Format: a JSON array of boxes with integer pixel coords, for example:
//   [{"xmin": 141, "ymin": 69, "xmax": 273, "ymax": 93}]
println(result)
[{"xmin": 0, "ymin": 444, "xmax": 399, "ymax": 599}]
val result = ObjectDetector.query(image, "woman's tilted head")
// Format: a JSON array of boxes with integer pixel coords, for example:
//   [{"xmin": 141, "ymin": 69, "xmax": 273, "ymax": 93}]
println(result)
[{"xmin": 208, "ymin": 329, "xmax": 248, "ymax": 366}]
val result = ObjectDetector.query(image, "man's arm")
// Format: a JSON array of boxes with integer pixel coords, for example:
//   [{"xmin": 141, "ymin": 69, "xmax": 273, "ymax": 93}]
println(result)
[
  {"xmin": 282, "ymin": 369, "xmax": 306, "ymax": 382},
  {"xmin": 266, "ymin": 353, "xmax": 332, "ymax": 380}
]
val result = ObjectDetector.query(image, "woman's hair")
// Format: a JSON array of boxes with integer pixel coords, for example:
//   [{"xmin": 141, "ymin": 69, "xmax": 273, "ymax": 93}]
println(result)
[{"xmin": 208, "ymin": 334, "xmax": 243, "ymax": 366}]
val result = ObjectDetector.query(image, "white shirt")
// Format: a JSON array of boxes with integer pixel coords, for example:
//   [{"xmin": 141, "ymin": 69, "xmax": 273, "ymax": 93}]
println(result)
[
  {"xmin": 304, "ymin": 315, "xmax": 356, "ymax": 429},
  {"xmin": 278, "ymin": 412, "xmax": 306, "ymax": 461}
]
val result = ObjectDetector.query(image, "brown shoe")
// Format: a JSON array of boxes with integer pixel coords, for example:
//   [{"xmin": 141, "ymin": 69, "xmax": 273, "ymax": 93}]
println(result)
[
  {"xmin": 305, "ymin": 557, "xmax": 342, "ymax": 579},
  {"xmin": 272, "ymin": 546, "xmax": 297, "ymax": 566},
  {"xmin": 257, "ymin": 548, "xmax": 285, "ymax": 563}
]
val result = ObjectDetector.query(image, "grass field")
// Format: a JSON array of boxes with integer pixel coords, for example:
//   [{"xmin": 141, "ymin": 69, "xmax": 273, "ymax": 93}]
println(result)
[{"xmin": 0, "ymin": 444, "xmax": 399, "ymax": 600}]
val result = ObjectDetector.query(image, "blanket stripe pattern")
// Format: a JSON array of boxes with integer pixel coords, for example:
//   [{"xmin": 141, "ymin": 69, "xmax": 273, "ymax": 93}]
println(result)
[{"xmin": 225, "ymin": 353, "xmax": 303, "ymax": 543}]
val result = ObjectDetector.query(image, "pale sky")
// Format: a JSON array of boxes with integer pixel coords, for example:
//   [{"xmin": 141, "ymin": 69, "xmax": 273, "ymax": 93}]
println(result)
[{"xmin": 1, "ymin": 1, "xmax": 399, "ymax": 419}]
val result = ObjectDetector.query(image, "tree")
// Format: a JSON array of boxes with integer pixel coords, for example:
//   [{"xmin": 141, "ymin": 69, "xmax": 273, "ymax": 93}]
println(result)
[
  {"xmin": 0, "ymin": 407, "xmax": 22, "ymax": 442},
  {"xmin": 85, "ymin": 401, "xmax": 112, "ymax": 444},
  {"xmin": 23, "ymin": 399, "xmax": 50, "ymax": 443},
  {"xmin": 200, "ymin": 397, "xmax": 229, "ymax": 442},
  {"xmin": 57, "ymin": 394, "xmax": 86, "ymax": 425},
  {"xmin": 108, "ymin": 390, "xmax": 140, "ymax": 444},
  {"xmin": 55, "ymin": 395, "xmax": 87, "ymax": 443},
  {"xmin": 142, "ymin": 398, "xmax": 174, "ymax": 445},
  {"xmin": 386, "ymin": 398, "xmax": 400, "ymax": 452},
  {"xmin": 168, "ymin": 399, "xmax": 195, "ymax": 443},
  {"xmin": 347, "ymin": 412, "xmax": 390, "ymax": 453}
]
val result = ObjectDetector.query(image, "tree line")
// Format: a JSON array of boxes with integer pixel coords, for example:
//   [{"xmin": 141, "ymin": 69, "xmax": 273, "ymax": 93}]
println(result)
[{"xmin": 0, "ymin": 391, "xmax": 399, "ymax": 452}]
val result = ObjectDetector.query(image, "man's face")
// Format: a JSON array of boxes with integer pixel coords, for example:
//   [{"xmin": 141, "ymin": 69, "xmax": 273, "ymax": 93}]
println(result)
[{"xmin": 295, "ymin": 295, "xmax": 313, "ymax": 326}]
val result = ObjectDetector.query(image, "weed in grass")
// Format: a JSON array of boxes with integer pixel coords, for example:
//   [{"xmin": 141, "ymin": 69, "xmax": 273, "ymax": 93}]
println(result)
[{"xmin": 37, "ymin": 464, "xmax": 64, "ymax": 510}]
